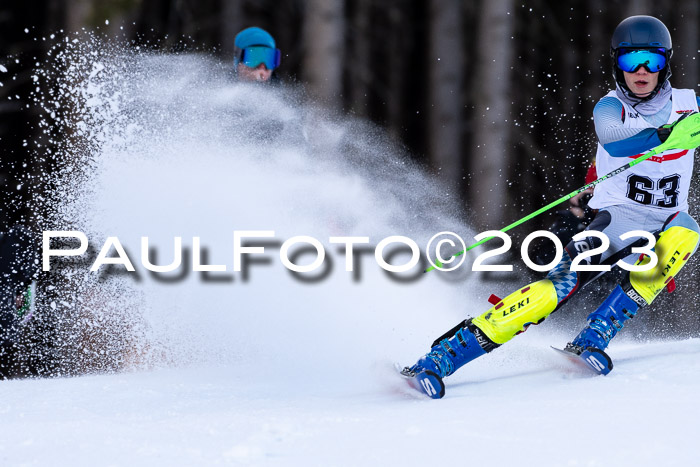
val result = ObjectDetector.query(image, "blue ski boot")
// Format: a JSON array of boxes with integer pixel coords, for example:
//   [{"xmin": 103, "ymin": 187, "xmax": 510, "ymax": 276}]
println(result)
[
  {"xmin": 401, "ymin": 319, "xmax": 495, "ymax": 398},
  {"xmin": 564, "ymin": 285, "xmax": 640, "ymax": 375}
]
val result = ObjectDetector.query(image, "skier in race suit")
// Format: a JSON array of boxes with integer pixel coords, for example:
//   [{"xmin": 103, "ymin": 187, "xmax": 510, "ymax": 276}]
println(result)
[{"xmin": 406, "ymin": 15, "xmax": 700, "ymax": 397}]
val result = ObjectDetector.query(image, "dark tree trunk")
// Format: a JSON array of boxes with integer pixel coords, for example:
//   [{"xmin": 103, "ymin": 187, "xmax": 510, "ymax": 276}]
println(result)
[
  {"xmin": 428, "ymin": 0, "xmax": 463, "ymax": 190},
  {"xmin": 469, "ymin": 0, "xmax": 515, "ymax": 228}
]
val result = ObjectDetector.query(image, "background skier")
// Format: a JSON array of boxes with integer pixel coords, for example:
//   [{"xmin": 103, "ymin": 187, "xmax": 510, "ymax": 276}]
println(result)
[{"xmin": 233, "ymin": 26, "xmax": 281, "ymax": 83}]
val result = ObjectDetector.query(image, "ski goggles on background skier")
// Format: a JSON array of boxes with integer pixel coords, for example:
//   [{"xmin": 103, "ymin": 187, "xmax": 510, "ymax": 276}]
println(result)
[
  {"xmin": 616, "ymin": 48, "xmax": 667, "ymax": 73},
  {"xmin": 239, "ymin": 46, "xmax": 281, "ymax": 70}
]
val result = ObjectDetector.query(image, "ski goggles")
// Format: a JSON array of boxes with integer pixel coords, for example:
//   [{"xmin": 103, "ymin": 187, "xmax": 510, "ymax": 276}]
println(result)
[
  {"xmin": 616, "ymin": 48, "xmax": 667, "ymax": 73},
  {"xmin": 239, "ymin": 46, "xmax": 281, "ymax": 70}
]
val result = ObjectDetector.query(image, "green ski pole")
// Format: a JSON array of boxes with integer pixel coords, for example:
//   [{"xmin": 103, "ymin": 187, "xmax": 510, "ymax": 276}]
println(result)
[{"xmin": 425, "ymin": 137, "xmax": 682, "ymax": 273}]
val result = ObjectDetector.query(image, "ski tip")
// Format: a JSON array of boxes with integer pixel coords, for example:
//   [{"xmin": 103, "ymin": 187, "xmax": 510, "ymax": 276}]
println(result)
[
  {"xmin": 417, "ymin": 370, "xmax": 446, "ymax": 399},
  {"xmin": 551, "ymin": 345, "xmax": 613, "ymax": 376},
  {"xmin": 397, "ymin": 364, "xmax": 445, "ymax": 399},
  {"xmin": 581, "ymin": 347, "xmax": 613, "ymax": 375}
]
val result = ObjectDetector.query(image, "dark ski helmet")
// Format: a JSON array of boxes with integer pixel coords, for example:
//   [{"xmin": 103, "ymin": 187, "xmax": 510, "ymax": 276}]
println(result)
[{"xmin": 610, "ymin": 15, "xmax": 673, "ymax": 100}]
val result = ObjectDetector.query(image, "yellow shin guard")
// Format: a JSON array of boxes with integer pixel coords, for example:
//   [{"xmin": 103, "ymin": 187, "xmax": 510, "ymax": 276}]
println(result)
[
  {"xmin": 471, "ymin": 279, "xmax": 559, "ymax": 345},
  {"xmin": 629, "ymin": 225, "xmax": 700, "ymax": 305}
]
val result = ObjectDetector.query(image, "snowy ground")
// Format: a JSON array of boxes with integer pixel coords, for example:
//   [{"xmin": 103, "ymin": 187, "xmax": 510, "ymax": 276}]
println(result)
[
  {"xmin": 3, "ymin": 43, "xmax": 699, "ymax": 466},
  {"xmin": 2, "ymin": 336, "xmax": 699, "ymax": 466}
]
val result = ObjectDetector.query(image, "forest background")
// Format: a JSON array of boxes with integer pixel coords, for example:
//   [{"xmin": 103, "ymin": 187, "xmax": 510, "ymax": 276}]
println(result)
[{"xmin": 1, "ymin": 0, "xmax": 698, "ymax": 333}]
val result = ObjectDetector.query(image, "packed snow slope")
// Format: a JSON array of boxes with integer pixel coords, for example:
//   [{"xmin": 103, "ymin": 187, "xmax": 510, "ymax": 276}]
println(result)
[
  {"xmin": 1, "ymin": 36, "xmax": 699, "ymax": 466},
  {"xmin": 2, "ymin": 337, "xmax": 700, "ymax": 466}
]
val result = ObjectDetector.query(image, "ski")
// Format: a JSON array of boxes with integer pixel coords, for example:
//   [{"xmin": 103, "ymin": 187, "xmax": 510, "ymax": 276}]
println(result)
[
  {"xmin": 551, "ymin": 345, "xmax": 613, "ymax": 375},
  {"xmin": 396, "ymin": 364, "xmax": 445, "ymax": 399}
]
